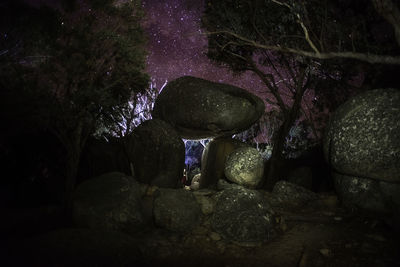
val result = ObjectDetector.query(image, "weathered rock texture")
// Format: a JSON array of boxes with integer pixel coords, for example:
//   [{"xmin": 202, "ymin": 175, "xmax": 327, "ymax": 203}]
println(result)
[
  {"xmin": 125, "ymin": 119, "xmax": 185, "ymax": 188},
  {"xmin": 200, "ymin": 137, "xmax": 249, "ymax": 189},
  {"xmin": 224, "ymin": 146, "xmax": 264, "ymax": 188},
  {"xmin": 153, "ymin": 188, "xmax": 201, "ymax": 232},
  {"xmin": 323, "ymin": 88, "xmax": 400, "ymax": 183},
  {"xmin": 211, "ymin": 187, "xmax": 275, "ymax": 246},
  {"xmin": 72, "ymin": 172, "xmax": 144, "ymax": 234},
  {"xmin": 272, "ymin": 181, "xmax": 319, "ymax": 208},
  {"xmin": 333, "ymin": 172, "xmax": 400, "ymax": 214},
  {"xmin": 152, "ymin": 76, "xmax": 265, "ymax": 139}
]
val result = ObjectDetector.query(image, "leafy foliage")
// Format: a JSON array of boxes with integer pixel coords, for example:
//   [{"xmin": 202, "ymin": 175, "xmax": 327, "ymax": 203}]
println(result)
[
  {"xmin": 203, "ymin": 0, "xmax": 399, "ymax": 66},
  {"xmin": 0, "ymin": 0, "xmax": 149, "ymax": 202}
]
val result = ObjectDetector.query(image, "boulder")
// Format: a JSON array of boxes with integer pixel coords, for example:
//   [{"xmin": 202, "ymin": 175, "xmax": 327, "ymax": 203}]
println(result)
[
  {"xmin": 211, "ymin": 187, "xmax": 275, "ymax": 246},
  {"xmin": 153, "ymin": 188, "xmax": 201, "ymax": 232},
  {"xmin": 333, "ymin": 172, "xmax": 400, "ymax": 214},
  {"xmin": 224, "ymin": 146, "xmax": 264, "ymax": 188},
  {"xmin": 125, "ymin": 119, "xmax": 185, "ymax": 188},
  {"xmin": 323, "ymin": 88, "xmax": 400, "ymax": 183},
  {"xmin": 272, "ymin": 181, "xmax": 319, "ymax": 208},
  {"xmin": 72, "ymin": 172, "xmax": 145, "ymax": 234},
  {"xmin": 190, "ymin": 173, "xmax": 201, "ymax": 190},
  {"xmin": 152, "ymin": 76, "xmax": 265, "ymax": 139},
  {"xmin": 193, "ymin": 190, "xmax": 216, "ymax": 215},
  {"xmin": 200, "ymin": 137, "xmax": 249, "ymax": 189}
]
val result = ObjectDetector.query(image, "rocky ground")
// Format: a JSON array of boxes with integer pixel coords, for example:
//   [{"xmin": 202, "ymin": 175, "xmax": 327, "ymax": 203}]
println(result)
[
  {"xmin": 3, "ymin": 189, "xmax": 400, "ymax": 267},
  {"xmin": 137, "ymin": 191, "xmax": 400, "ymax": 267}
]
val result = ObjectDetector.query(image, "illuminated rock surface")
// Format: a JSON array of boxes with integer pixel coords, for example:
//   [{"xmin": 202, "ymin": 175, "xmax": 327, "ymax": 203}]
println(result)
[
  {"xmin": 323, "ymin": 88, "xmax": 400, "ymax": 183},
  {"xmin": 200, "ymin": 137, "xmax": 249, "ymax": 189},
  {"xmin": 324, "ymin": 88, "xmax": 400, "ymax": 214},
  {"xmin": 152, "ymin": 76, "xmax": 265, "ymax": 139},
  {"xmin": 224, "ymin": 146, "xmax": 264, "ymax": 189}
]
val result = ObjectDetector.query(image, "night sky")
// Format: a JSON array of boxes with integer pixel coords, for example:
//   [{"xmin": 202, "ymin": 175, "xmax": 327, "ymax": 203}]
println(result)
[{"xmin": 142, "ymin": 0, "xmax": 266, "ymax": 98}]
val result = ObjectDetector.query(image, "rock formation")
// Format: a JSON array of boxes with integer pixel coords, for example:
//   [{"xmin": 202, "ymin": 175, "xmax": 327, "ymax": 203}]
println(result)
[{"xmin": 152, "ymin": 76, "xmax": 265, "ymax": 139}]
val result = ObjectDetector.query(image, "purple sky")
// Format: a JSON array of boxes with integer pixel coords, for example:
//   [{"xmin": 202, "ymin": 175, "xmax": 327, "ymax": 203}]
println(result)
[{"xmin": 142, "ymin": 0, "xmax": 266, "ymax": 97}]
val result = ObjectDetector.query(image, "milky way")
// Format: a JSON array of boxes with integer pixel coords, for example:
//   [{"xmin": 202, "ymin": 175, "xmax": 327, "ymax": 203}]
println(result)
[{"xmin": 142, "ymin": 0, "xmax": 266, "ymax": 97}]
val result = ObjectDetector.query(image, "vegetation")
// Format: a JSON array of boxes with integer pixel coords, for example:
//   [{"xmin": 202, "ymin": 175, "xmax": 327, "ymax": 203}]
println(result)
[
  {"xmin": 202, "ymin": 0, "xmax": 400, "ymax": 188},
  {"xmin": 0, "ymin": 0, "xmax": 149, "ymax": 208}
]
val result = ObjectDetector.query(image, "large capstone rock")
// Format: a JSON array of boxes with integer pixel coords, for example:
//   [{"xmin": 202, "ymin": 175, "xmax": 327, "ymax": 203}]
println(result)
[
  {"xmin": 200, "ymin": 137, "xmax": 249, "ymax": 189},
  {"xmin": 323, "ymin": 88, "xmax": 400, "ymax": 183},
  {"xmin": 333, "ymin": 172, "xmax": 400, "ymax": 214},
  {"xmin": 6, "ymin": 228, "xmax": 142, "ymax": 267},
  {"xmin": 72, "ymin": 172, "xmax": 145, "ymax": 234},
  {"xmin": 153, "ymin": 188, "xmax": 201, "ymax": 232},
  {"xmin": 224, "ymin": 146, "xmax": 264, "ymax": 188},
  {"xmin": 211, "ymin": 187, "xmax": 275, "ymax": 246},
  {"xmin": 152, "ymin": 76, "xmax": 265, "ymax": 139},
  {"xmin": 125, "ymin": 119, "xmax": 185, "ymax": 188}
]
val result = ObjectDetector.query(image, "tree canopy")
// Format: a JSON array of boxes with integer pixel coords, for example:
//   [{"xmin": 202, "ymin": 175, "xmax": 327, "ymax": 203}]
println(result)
[
  {"xmin": 203, "ymin": 0, "xmax": 400, "ymax": 65},
  {"xmin": 201, "ymin": 0, "xmax": 400, "ymax": 188},
  {"xmin": 0, "ymin": 0, "xmax": 149, "ymax": 205}
]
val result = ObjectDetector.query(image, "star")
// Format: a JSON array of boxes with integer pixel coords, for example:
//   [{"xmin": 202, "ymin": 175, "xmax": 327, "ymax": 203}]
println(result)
[{"xmin": 142, "ymin": 0, "xmax": 266, "ymax": 99}]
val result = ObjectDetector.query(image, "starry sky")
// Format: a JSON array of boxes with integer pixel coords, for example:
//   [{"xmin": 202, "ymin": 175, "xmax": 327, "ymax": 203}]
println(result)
[{"xmin": 142, "ymin": 0, "xmax": 266, "ymax": 97}]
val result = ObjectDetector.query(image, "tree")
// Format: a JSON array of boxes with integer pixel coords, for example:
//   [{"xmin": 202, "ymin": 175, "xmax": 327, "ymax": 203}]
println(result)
[
  {"xmin": 204, "ymin": 0, "xmax": 400, "ymax": 64},
  {"xmin": 0, "ymin": 0, "xmax": 149, "ymax": 208},
  {"xmin": 202, "ymin": 0, "xmax": 400, "ymax": 189}
]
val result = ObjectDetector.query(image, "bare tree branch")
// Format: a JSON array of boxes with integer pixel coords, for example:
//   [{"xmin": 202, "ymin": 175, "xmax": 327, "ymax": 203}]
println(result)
[
  {"xmin": 205, "ymin": 30, "xmax": 400, "ymax": 64},
  {"xmin": 271, "ymin": 0, "xmax": 320, "ymax": 53}
]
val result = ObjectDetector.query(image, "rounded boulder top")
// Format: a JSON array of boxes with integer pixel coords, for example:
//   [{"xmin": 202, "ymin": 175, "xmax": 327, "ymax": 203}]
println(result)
[{"xmin": 152, "ymin": 76, "xmax": 265, "ymax": 139}]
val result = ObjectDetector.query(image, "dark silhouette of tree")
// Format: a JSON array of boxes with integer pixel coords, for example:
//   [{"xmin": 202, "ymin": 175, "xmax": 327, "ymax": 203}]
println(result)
[
  {"xmin": 202, "ymin": 0, "xmax": 400, "ymax": 189},
  {"xmin": 0, "ymin": 0, "xmax": 149, "ymax": 208}
]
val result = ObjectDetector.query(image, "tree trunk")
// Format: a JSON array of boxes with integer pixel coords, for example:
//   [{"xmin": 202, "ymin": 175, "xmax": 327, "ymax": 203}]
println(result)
[
  {"xmin": 60, "ymin": 120, "xmax": 86, "ymax": 215},
  {"xmin": 64, "ymin": 145, "xmax": 81, "ymax": 212},
  {"xmin": 264, "ymin": 68, "xmax": 308, "ymax": 190},
  {"xmin": 264, "ymin": 108, "xmax": 298, "ymax": 190}
]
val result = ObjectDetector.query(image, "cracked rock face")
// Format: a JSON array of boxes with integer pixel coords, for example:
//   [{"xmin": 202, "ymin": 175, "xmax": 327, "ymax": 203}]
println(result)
[
  {"xmin": 224, "ymin": 147, "xmax": 264, "ymax": 189},
  {"xmin": 152, "ymin": 76, "xmax": 265, "ymax": 139},
  {"xmin": 323, "ymin": 88, "xmax": 400, "ymax": 183}
]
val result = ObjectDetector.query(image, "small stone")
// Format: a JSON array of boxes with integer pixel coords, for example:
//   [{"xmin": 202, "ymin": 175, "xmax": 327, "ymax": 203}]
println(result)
[
  {"xmin": 319, "ymin": 248, "xmax": 333, "ymax": 257},
  {"xmin": 210, "ymin": 232, "xmax": 221, "ymax": 241}
]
